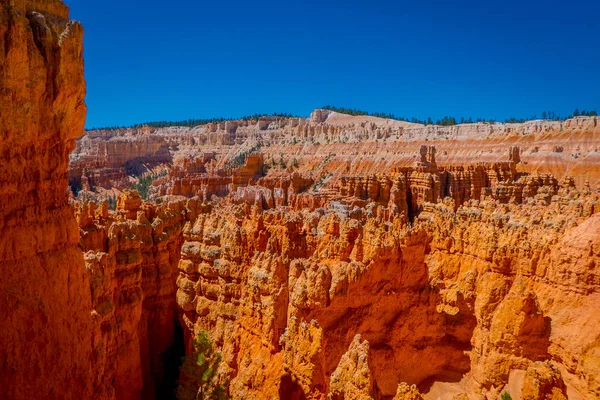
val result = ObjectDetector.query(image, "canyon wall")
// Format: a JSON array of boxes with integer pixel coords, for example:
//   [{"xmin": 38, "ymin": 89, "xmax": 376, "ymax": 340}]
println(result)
[
  {"xmin": 2, "ymin": 1, "xmax": 599, "ymax": 398},
  {"xmin": 0, "ymin": 3, "xmax": 176, "ymax": 398},
  {"xmin": 67, "ymin": 107, "xmax": 600, "ymax": 399},
  {"xmin": 70, "ymin": 110, "xmax": 600, "ymax": 196},
  {"xmin": 174, "ymin": 173, "xmax": 600, "ymax": 399},
  {"xmin": 0, "ymin": 0, "xmax": 98, "ymax": 398},
  {"xmin": 75, "ymin": 192, "xmax": 189, "ymax": 399}
]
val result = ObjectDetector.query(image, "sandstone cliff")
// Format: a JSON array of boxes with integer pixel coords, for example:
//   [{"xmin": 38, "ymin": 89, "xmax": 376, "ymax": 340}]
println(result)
[
  {"xmin": 70, "ymin": 109, "xmax": 600, "ymax": 197},
  {"xmin": 3, "ymin": 2, "xmax": 600, "ymax": 398},
  {"xmin": 75, "ymin": 191, "xmax": 193, "ymax": 399},
  {"xmin": 172, "ymin": 159, "xmax": 600, "ymax": 399},
  {"xmin": 68, "ymin": 136, "xmax": 600, "ymax": 399},
  {"xmin": 0, "ymin": 0, "xmax": 97, "ymax": 398}
]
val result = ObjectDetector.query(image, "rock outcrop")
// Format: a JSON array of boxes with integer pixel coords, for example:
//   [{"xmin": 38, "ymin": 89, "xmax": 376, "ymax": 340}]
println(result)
[
  {"xmin": 392, "ymin": 383, "xmax": 424, "ymax": 400},
  {"xmin": 0, "ymin": 1, "xmax": 97, "ymax": 398},
  {"xmin": 71, "ymin": 109, "xmax": 600, "ymax": 198},
  {"xmin": 76, "ymin": 191, "xmax": 189, "ymax": 399},
  {"xmin": 172, "ymin": 167, "xmax": 600, "ymax": 399},
  {"xmin": 521, "ymin": 362, "xmax": 568, "ymax": 400},
  {"xmin": 329, "ymin": 335, "xmax": 375, "ymax": 400},
  {"xmin": 2, "ymin": 2, "xmax": 600, "ymax": 398}
]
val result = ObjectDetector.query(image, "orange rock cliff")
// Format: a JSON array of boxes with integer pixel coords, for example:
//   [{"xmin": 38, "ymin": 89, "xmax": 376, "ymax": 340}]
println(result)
[
  {"xmin": 0, "ymin": 0, "xmax": 97, "ymax": 398},
  {"xmin": 2, "ymin": 1, "xmax": 600, "ymax": 400}
]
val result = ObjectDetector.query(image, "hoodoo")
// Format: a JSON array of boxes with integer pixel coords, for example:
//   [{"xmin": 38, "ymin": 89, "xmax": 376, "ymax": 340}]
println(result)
[
  {"xmin": 1, "ymin": 1, "xmax": 599, "ymax": 399},
  {"xmin": 67, "ymin": 110, "xmax": 600, "ymax": 399}
]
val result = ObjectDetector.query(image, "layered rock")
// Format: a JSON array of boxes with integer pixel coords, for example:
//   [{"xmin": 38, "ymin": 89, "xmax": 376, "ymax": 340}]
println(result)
[
  {"xmin": 329, "ymin": 335, "xmax": 375, "ymax": 400},
  {"xmin": 172, "ymin": 170, "xmax": 600, "ymax": 399},
  {"xmin": 69, "ymin": 131, "xmax": 173, "ymax": 191},
  {"xmin": 71, "ymin": 109, "xmax": 600, "ymax": 197},
  {"xmin": 0, "ymin": 1, "xmax": 98, "ymax": 398},
  {"xmin": 75, "ymin": 191, "xmax": 189, "ymax": 399},
  {"xmin": 3, "ymin": 3, "xmax": 599, "ymax": 398},
  {"xmin": 421, "ymin": 192, "xmax": 600, "ymax": 397},
  {"xmin": 521, "ymin": 361, "xmax": 568, "ymax": 400},
  {"xmin": 280, "ymin": 318, "xmax": 327, "ymax": 399},
  {"xmin": 334, "ymin": 146, "xmax": 560, "ymax": 219},
  {"xmin": 392, "ymin": 383, "xmax": 424, "ymax": 400}
]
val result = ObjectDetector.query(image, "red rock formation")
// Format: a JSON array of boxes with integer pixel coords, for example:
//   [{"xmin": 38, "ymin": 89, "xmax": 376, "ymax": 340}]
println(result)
[
  {"xmin": 329, "ymin": 335, "xmax": 375, "ymax": 400},
  {"xmin": 71, "ymin": 108, "xmax": 600, "ymax": 196},
  {"xmin": 80, "ymin": 167, "xmax": 128, "ymax": 190},
  {"xmin": 171, "ymin": 171, "xmax": 600, "ymax": 399},
  {"xmin": 233, "ymin": 153, "xmax": 264, "ymax": 185},
  {"xmin": 3, "ymin": 4, "xmax": 600, "ymax": 397},
  {"xmin": 75, "ymin": 191, "xmax": 189, "ymax": 399},
  {"xmin": 338, "ymin": 174, "xmax": 407, "ymax": 215},
  {"xmin": 280, "ymin": 318, "xmax": 327, "ymax": 399},
  {"xmin": 0, "ymin": 1, "xmax": 100, "ymax": 398},
  {"xmin": 521, "ymin": 362, "xmax": 568, "ymax": 400},
  {"xmin": 164, "ymin": 154, "xmax": 268, "ymax": 202},
  {"xmin": 392, "ymin": 383, "xmax": 424, "ymax": 400}
]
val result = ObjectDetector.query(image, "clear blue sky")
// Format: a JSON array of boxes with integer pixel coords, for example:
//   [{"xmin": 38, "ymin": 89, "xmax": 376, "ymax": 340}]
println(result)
[{"xmin": 68, "ymin": 0, "xmax": 600, "ymax": 129}]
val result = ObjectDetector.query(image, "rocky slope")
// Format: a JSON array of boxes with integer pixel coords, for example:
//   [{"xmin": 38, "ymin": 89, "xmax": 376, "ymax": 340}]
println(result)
[
  {"xmin": 75, "ymin": 192, "xmax": 190, "ymax": 399},
  {"xmin": 171, "ymin": 165, "xmax": 600, "ymax": 399},
  {"xmin": 2, "ymin": 1, "xmax": 599, "ymax": 399},
  {"xmin": 0, "ymin": 2, "xmax": 185, "ymax": 398},
  {"xmin": 70, "ymin": 109, "xmax": 600, "ymax": 196}
]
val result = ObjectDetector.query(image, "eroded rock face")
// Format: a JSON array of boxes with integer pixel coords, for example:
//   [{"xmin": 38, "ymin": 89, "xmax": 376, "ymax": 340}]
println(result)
[
  {"xmin": 75, "ymin": 191, "xmax": 189, "ymax": 399},
  {"xmin": 521, "ymin": 361, "xmax": 568, "ymax": 400},
  {"xmin": 392, "ymin": 382, "xmax": 424, "ymax": 400},
  {"xmin": 71, "ymin": 109, "xmax": 600, "ymax": 199},
  {"xmin": 172, "ymin": 169, "xmax": 600, "ymax": 399},
  {"xmin": 0, "ymin": 1, "xmax": 98, "ymax": 398},
  {"xmin": 3, "ymin": 3, "xmax": 599, "ymax": 398},
  {"xmin": 329, "ymin": 335, "xmax": 374, "ymax": 400}
]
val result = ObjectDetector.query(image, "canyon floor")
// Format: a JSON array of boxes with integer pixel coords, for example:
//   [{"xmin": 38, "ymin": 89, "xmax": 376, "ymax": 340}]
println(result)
[{"xmin": 1, "ymin": 1, "xmax": 600, "ymax": 400}]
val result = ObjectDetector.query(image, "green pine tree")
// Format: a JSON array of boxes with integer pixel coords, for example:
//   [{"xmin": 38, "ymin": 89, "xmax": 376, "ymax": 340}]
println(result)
[
  {"xmin": 107, "ymin": 196, "xmax": 117, "ymax": 210},
  {"xmin": 500, "ymin": 391, "xmax": 512, "ymax": 400},
  {"xmin": 177, "ymin": 331, "xmax": 229, "ymax": 400}
]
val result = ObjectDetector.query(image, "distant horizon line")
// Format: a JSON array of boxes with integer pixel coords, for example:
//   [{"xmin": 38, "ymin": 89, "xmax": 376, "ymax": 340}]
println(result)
[{"xmin": 84, "ymin": 105, "xmax": 598, "ymax": 131}]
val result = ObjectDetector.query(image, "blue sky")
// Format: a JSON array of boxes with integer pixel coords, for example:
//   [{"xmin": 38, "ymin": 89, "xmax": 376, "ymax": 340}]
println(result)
[{"xmin": 68, "ymin": 0, "xmax": 600, "ymax": 128}]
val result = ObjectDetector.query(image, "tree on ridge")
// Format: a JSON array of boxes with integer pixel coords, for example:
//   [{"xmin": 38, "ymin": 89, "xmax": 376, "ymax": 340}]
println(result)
[{"xmin": 177, "ymin": 331, "xmax": 229, "ymax": 400}]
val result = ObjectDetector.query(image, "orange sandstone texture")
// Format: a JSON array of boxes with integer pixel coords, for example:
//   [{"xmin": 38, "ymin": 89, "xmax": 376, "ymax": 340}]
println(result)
[
  {"xmin": 173, "ymin": 166, "xmax": 600, "ymax": 399},
  {"xmin": 329, "ymin": 335, "xmax": 375, "ymax": 400},
  {"xmin": 1, "ymin": 4, "xmax": 183, "ymax": 397},
  {"xmin": 75, "ymin": 191, "xmax": 189, "ymax": 399},
  {"xmin": 0, "ymin": 0, "xmax": 98, "ymax": 398},
  {"xmin": 521, "ymin": 362, "xmax": 568, "ymax": 400},
  {"xmin": 2, "ymin": 2, "xmax": 599, "ymax": 398},
  {"xmin": 393, "ymin": 382, "xmax": 424, "ymax": 400},
  {"xmin": 71, "ymin": 110, "xmax": 600, "ymax": 195}
]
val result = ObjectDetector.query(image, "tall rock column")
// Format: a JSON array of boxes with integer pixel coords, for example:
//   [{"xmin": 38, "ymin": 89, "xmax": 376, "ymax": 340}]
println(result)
[{"xmin": 0, "ymin": 1, "xmax": 97, "ymax": 398}]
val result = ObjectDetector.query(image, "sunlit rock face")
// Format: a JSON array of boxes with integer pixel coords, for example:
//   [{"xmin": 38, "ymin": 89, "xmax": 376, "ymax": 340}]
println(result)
[
  {"xmin": 71, "ymin": 110, "xmax": 600, "ymax": 195},
  {"xmin": 2, "ymin": 1, "xmax": 600, "ymax": 398},
  {"xmin": 75, "ymin": 191, "xmax": 188, "ymax": 399},
  {"xmin": 0, "ymin": 0, "xmax": 97, "ymax": 398},
  {"xmin": 170, "ymin": 149, "xmax": 600, "ymax": 399}
]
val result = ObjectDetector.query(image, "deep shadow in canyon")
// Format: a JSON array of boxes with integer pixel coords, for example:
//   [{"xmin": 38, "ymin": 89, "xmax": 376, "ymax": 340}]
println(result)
[{"xmin": 155, "ymin": 316, "xmax": 186, "ymax": 400}]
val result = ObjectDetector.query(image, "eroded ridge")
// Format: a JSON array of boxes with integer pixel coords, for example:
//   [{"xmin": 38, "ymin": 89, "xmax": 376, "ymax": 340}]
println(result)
[
  {"xmin": 73, "ymin": 143, "xmax": 600, "ymax": 399},
  {"xmin": 4, "ymin": 0, "xmax": 599, "ymax": 398}
]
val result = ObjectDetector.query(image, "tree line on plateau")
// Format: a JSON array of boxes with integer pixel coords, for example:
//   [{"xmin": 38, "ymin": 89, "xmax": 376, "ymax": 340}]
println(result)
[{"xmin": 87, "ymin": 107, "xmax": 597, "ymax": 131}]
